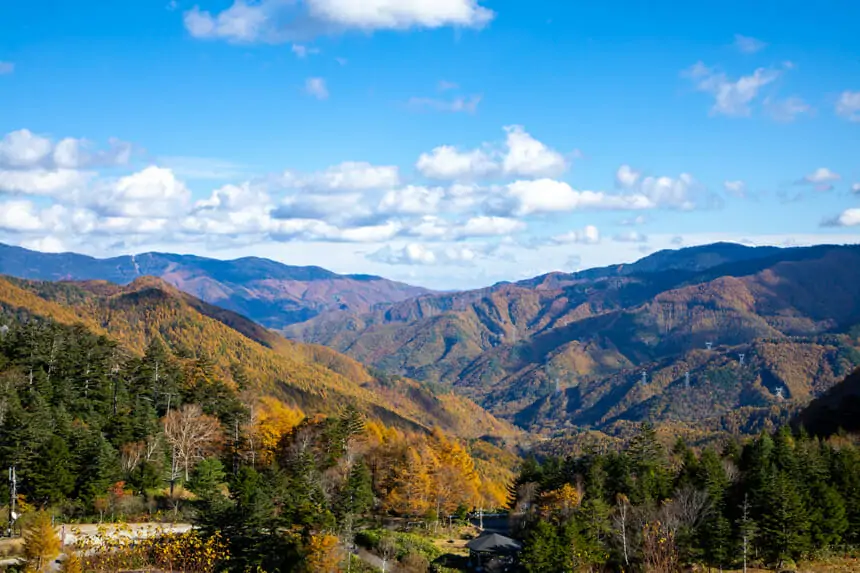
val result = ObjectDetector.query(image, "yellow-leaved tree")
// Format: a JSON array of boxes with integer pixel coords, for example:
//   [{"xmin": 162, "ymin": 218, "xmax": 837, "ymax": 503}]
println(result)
[
  {"xmin": 23, "ymin": 511, "xmax": 61, "ymax": 573},
  {"xmin": 304, "ymin": 533, "xmax": 342, "ymax": 573}
]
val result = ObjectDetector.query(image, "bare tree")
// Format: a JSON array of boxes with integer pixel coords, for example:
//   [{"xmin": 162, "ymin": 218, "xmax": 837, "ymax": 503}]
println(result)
[
  {"xmin": 662, "ymin": 486, "xmax": 711, "ymax": 536},
  {"xmin": 120, "ymin": 441, "xmax": 146, "ymax": 475},
  {"xmin": 162, "ymin": 404, "xmax": 222, "ymax": 482},
  {"xmin": 613, "ymin": 493, "xmax": 632, "ymax": 568}
]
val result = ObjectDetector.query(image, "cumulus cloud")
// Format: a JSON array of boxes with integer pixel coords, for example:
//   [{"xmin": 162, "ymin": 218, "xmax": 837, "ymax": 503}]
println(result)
[
  {"xmin": 0, "ymin": 200, "xmax": 45, "ymax": 232},
  {"xmin": 0, "ymin": 129, "xmax": 132, "ymax": 170},
  {"xmin": 800, "ymin": 168, "xmax": 840, "ymax": 191},
  {"xmin": 416, "ymin": 146, "xmax": 497, "ymax": 180},
  {"xmin": 684, "ymin": 62, "xmax": 779, "ymax": 117},
  {"xmin": 615, "ymin": 165, "xmax": 641, "ymax": 189},
  {"xmin": 504, "ymin": 179, "xmax": 650, "ymax": 216},
  {"xmin": 823, "ymin": 208, "xmax": 860, "ymax": 227},
  {"xmin": 378, "ymin": 185, "xmax": 444, "ymax": 215},
  {"xmin": 502, "ymin": 125, "xmax": 568, "ymax": 178},
  {"xmin": 184, "ymin": 0, "xmax": 494, "ymax": 43},
  {"xmin": 94, "ymin": 166, "xmax": 191, "ymax": 218},
  {"xmin": 836, "ymin": 91, "xmax": 860, "ymax": 122},
  {"xmin": 367, "ymin": 242, "xmax": 488, "ymax": 266},
  {"xmin": 305, "ymin": 77, "xmax": 329, "ymax": 99},
  {"xmin": 0, "ymin": 168, "xmax": 93, "ymax": 196},
  {"xmin": 734, "ymin": 34, "xmax": 767, "ymax": 54},
  {"xmin": 552, "ymin": 225, "xmax": 600, "ymax": 245},
  {"xmin": 281, "ymin": 161, "xmax": 400, "ymax": 192},
  {"xmin": 414, "ymin": 125, "xmax": 568, "ymax": 181}
]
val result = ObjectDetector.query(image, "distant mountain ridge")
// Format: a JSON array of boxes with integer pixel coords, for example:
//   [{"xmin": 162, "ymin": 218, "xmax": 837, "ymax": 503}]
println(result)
[
  {"xmin": 0, "ymin": 243, "xmax": 430, "ymax": 328},
  {"xmin": 285, "ymin": 242, "xmax": 860, "ymax": 434}
]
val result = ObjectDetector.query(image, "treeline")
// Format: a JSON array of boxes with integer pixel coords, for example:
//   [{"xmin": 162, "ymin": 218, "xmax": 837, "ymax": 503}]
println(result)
[
  {"xmin": 510, "ymin": 423, "xmax": 860, "ymax": 572},
  {"xmin": 0, "ymin": 316, "xmax": 506, "ymax": 569}
]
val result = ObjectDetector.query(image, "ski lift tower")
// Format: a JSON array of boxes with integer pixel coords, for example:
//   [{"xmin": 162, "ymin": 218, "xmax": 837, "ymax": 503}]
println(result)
[
  {"xmin": 685, "ymin": 371, "xmax": 691, "ymax": 389},
  {"xmin": 739, "ymin": 353, "xmax": 745, "ymax": 366},
  {"xmin": 705, "ymin": 341, "xmax": 713, "ymax": 351}
]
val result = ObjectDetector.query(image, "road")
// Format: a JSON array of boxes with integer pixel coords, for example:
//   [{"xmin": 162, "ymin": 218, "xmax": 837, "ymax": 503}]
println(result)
[{"xmin": 0, "ymin": 522, "xmax": 192, "ymax": 570}]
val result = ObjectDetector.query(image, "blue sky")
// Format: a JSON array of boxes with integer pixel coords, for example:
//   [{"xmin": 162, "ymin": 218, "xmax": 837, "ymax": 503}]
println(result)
[{"xmin": 0, "ymin": 0, "xmax": 859, "ymax": 289}]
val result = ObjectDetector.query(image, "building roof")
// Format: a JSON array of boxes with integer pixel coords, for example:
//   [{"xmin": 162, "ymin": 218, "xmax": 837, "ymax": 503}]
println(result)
[{"xmin": 465, "ymin": 533, "xmax": 522, "ymax": 554}]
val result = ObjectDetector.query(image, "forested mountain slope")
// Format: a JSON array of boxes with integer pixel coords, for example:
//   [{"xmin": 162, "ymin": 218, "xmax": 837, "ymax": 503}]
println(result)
[
  {"xmin": 0, "ymin": 275, "xmax": 514, "ymax": 439},
  {"xmin": 287, "ymin": 243, "xmax": 860, "ymax": 432},
  {"xmin": 0, "ymin": 243, "xmax": 430, "ymax": 328}
]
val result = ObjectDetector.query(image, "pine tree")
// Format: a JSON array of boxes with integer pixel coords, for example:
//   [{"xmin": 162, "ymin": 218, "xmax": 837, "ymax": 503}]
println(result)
[{"xmin": 760, "ymin": 471, "xmax": 810, "ymax": 565}]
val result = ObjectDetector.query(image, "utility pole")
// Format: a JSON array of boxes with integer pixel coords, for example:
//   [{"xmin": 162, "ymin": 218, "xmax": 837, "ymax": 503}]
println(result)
[
  {"xmin": 8, "ymin": 466, "xmax": 16, "ymax": 538},
  {"xmin": 685, "ymin": 371, "xmax": 690, "ymax": 389}
]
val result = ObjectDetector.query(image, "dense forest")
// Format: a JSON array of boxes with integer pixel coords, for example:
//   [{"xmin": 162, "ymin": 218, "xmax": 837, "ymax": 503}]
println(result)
[
  {"xmin": 0, "ymin": 316, "xmax": 510, "ymax": 571},
  {"xmin": 510, "ymin": 422, "xmax": 860, "ymax": 572}
]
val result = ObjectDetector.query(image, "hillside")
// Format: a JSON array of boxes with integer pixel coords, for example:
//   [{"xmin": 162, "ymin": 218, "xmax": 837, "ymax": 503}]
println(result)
[
  {"xmin": 0, "ymin": 243, "xmax": 430, "ymax": 329},
  {"xmin": 286, "ymin": 243, "xmax": 860, "ymax": 433},
  {"xmin": 793, "ymin": 366, "xmax": 860, "ymax": 436},
  {"xmin": 0, "ymin": 274, "xmax": 515, "ymax": 440}
]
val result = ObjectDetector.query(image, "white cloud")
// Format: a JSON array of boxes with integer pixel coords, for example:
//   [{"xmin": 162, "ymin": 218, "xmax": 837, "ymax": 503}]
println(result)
[
  {"xmin": 826, "ymin": 208, "xmax": 860, "ymax": 227},
  {"xmin": 460, "ymin": 215, "xmax": 524, "ymax": 237},
  {"xmin": 438, "ymin": 80, "xmax": 459, "ymax": 91},
  {"xmin": 502, "ymin": 125, "xmax": 568, "ymax": 178},
  {"xmin": 505, "ymin": 179, "xmax": 651, "ymax": 216},
  {"xmin": 724, "ymin": 180, "xmax": 746, "ymax": 197},
  {"xmin": 305, "ymin": 77, "xmax": 329, "ymax": 99},
  {"xmin": 764, "ymin": 96, "xmax": 812, "ymax": 122},
  {"xmin": 407, "ymin": 95, "xmax": 481, "ymax": 113},
  {"xmin": 615, "ymin": 165, "xmax": 641, "ymax": 188},
  {"xmin": 552, "ymin": 225, "xmax": 600, "ymax": 245},
  {"xmin": 292, "ymin": 44, "xmax": 320, "ymax": 58},
  {"xmin": 378, "ymin": 185, "xmax": 444, "ymax": 215},
  {"xmin": 416, "ymin": 145, "xmax": 496, "ymax": 180},
  {"xmin": 20, "ymin": 235, "xmax": 66, "ymax": 253},
  {"xmin": 852, "ymin": 183, "xmax": 860, "ymax": 194},
  {"xmin": 619, "ymin": 215, "xmax": 648, "ymax": 226},
  {"xmin": 802, "ymin": 168, "xmax": 840, "ymax": 184},
  {"xmin": 0, "ymin": 168, "xmax": 92, "ymax": 195},
  {"xmin": 414, "ymin": 125, "xmax": 568, "ymax": 181},
  {"xmin": 0, "ymin": 200, "xmax": 44, "ymax": 232},
  {"xmin": 367, "ymin": 242, "xmax": 487, "ymax": 266},
  {"xmin": 836, "ymin": 91, "xmax": 860, "ymax": 122},
  {"xmin": 307, "ymin": 0, "xmax": 494, "ymax": 30},
  {"xmin": 183, "ymin": 0, "xmax": 493, "ymax": 43},
  {"xmin": 612, "ymin": 231, "xmax": 648, "ymax": 243},
  {"xmin": 639, "ymin": 173, "xmax": 699, "ymax": 210},
  {"xmin": 0, "ymin": 62, "xmax": 14, "ymax": 75},
  {"xmin": 0, "ymin": 129, "xmax": 132, "ymax": 170},
  {"xmin": 734, "ymin": 34, "xmax": 767, "ymax": 54},
  {"xmin": 281, "ymin": 161, "xmax": 400, "ymax": 192},
  {"xmin": 0, "ymin": 129, "xmax": 53, "ymax": 168},
  {"xmin": 684, "ymin": 62, "xmax": 779, "ymax": 117},
  {"xmin": 95, "ymin": 166, "xmax": 191, "ymax": 218}
]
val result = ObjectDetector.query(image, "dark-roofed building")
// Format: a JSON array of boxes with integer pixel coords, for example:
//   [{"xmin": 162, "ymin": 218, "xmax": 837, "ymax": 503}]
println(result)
[{"xmin": 466, "ymin": 532, "xmax": 521, "ymax": 571}]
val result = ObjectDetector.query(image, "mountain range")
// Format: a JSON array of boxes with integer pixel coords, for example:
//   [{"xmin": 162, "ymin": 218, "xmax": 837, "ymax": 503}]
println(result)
[
  {"xmin": 283, "ymin": 242, "xmax": 860, "ymax": 434},
  {"xmin": 0, "ymin": 273, "xmax": 514, "ymax": 440},
  {"xmin": 4, "ymin": 240, "xmax": 860, "ymax": 438},
  {"xmin": 0, "ymin": 243, "xmax": 429, "ymax": 329}
]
